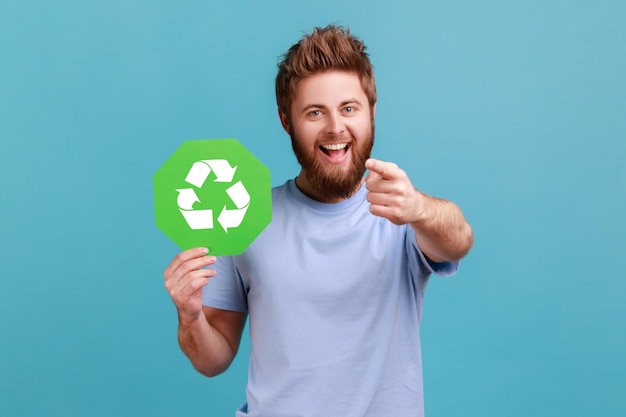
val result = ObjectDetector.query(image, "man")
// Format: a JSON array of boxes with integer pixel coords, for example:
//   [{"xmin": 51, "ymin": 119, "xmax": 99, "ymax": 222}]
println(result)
[{"xmin": 164, "ymin": 25, "xmax": 473, "ymax": 417}]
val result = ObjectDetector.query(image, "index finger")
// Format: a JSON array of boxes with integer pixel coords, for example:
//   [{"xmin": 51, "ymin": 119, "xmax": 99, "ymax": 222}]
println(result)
[
  {"xmin": 165, "ymin": 247, "xmax": 209, "ymax": 276},
  {"xmin": 365, "ymin": 158, "xmax": 400, "ymax": 180}
]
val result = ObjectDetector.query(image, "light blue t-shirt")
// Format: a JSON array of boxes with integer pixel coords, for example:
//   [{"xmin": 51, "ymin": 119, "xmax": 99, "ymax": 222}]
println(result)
[{"xmin": 202, "ymin": 179, "xmax": 458, "ymax": 417}]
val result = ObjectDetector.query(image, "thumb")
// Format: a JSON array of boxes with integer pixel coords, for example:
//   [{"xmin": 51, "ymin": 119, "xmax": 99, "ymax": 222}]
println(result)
[{"xmin": 365, "ymin": 158, "xmax": 385, "ymax": 180}]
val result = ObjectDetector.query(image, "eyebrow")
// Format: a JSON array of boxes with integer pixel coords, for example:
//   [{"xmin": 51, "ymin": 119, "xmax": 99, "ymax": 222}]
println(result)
[
  {"xmin": 343, "ymin": 98, "xmax": 363, "ymax": 104},
  {"xmin": 340, "ymin": 99, "xmax": 363, "ymax": 107}
]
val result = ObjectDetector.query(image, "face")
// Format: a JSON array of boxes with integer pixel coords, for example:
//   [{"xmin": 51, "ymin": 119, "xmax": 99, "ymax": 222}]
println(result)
[{"xmin": 280, "ymin": 70, "xmax": 376, "ymax": 202}]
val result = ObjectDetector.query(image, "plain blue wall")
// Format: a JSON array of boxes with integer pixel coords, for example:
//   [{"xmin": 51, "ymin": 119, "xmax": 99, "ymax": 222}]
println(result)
[{"xmin": 1, "ymin": 1, "xmax": 624, "ymax": 416}]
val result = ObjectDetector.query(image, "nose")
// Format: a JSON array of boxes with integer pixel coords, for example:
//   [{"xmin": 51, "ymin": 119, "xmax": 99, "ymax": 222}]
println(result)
[{"xmin": 325, "ymin": 111, "xmax": 345, "ymax": 136}]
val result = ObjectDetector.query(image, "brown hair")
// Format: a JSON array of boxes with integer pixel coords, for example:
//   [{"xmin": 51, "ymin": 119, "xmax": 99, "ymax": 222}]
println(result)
[{"xmin": 275, "ymin": 25, "xmax": 377, "ymax": 118}]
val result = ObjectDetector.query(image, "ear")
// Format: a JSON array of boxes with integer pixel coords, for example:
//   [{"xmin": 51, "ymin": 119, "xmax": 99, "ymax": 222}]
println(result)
[
  {"xmin": 371, "ymin": 102, "xmax": 377, "ymax": 118},
  {"xmin": 278, "ymin": 108, "xmax": 290, "ymax": 134}
]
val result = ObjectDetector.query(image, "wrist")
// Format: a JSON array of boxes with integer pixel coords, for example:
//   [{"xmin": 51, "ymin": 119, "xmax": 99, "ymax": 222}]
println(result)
[
  {"xmin": 177, "ymin": 309, "xmax": 204, "ymax": 329},
  {"xmin": 409, "ymin": 190, "xmax": 430, "ymax": 226}
]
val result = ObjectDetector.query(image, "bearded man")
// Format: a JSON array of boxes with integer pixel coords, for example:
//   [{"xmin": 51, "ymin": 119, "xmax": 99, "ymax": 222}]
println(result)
[{"xmin": 163, "ymin": 25, "xmax": 473, "ymax": 417}]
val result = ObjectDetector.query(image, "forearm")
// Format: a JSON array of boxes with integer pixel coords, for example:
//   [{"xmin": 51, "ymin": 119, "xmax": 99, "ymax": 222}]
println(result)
[
  {"xmin": 364, "ymin": 158, "xmax": 473, "ymax": 262},
  {"xmin": 177, "ymin": 313, "xmax": 237, "ymax": 377},
  {"xmin": 410, "ymin": 192, "xmax": 473, "ymax": 263}
]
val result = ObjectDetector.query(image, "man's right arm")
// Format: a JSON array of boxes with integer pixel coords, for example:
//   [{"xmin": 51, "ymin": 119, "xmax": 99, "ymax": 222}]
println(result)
[{"xmin": 164, "ymin": 248, "xmax": 247, "ymax": 377}]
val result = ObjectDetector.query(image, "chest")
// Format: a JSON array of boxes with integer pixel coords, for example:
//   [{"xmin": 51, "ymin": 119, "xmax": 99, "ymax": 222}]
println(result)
[{"xmin": 238, "ymin": 209, "xmax": 410, "ymax": 317}]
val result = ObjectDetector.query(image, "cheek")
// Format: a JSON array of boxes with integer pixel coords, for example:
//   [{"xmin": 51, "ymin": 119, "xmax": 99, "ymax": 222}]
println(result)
[
  {"xmin": 351, "ymin": 118, "xmax": 372, "ymax": 139},
  {"xmin": 295, "ymin": 124, "xmax": 321, "ymax": 145}
]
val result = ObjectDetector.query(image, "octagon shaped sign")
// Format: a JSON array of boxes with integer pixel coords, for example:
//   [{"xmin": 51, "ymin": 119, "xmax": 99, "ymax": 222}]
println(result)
[{"xmin": 154, "ymin": 139, "xmax": 272, "ymax": 256}]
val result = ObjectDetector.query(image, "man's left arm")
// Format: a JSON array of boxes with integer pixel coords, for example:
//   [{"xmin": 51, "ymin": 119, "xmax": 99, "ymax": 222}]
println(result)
[{"xmin": 365, "ymin": 158, "xmax": 473, "ymax": 263}]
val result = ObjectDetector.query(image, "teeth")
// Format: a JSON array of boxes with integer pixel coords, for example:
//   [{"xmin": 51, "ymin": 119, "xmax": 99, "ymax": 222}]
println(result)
[{"xmin": 322, "ymin": 143, "xmax": 348, "ymax": 151}]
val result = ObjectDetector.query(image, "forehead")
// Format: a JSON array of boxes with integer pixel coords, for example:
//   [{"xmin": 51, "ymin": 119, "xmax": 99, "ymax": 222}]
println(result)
[{"xmin": 292, "ymin": 70, "xmax": 367, "ymax": 106}]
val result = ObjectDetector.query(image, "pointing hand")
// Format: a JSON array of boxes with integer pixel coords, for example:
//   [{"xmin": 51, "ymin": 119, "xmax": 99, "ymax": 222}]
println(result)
[{"xmin": 365, "ymin": 158, "xmax": 423, "ymax": 225}]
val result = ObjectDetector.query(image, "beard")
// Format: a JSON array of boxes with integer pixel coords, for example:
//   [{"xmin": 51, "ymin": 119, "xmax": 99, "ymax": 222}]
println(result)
[{"xmin": 290, "ymin": 122, "xmax": 375, "ymax": 201}]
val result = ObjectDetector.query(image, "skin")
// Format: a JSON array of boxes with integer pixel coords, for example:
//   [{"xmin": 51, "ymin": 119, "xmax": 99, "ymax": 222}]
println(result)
[
  {"xmin": 364, "ymin": 158, "xmax": 473, "ymax": 262},
  {"xmin": 279, "ymin": 70, "xmax": 375, "ymax": 203},
  {"xmin": 163, "ymin": 249, "xmax": 246, "ymax": 377},
  {"xmin": 163, "ymin": 69, "xmax": 473, "ymax": 376}
]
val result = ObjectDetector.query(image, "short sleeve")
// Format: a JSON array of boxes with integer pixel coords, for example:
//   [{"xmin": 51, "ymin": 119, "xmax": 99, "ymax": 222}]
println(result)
[
  {"xmin": 418, "ymin": 249, "xmax": 459, "ymax": 277},
  {"xmin": 406, "ymin": 226, "xmax": 460, "ymax": 278},
  {"xmin": 202, "ymin": 256, "xmax": 249, "ymax": 313}
]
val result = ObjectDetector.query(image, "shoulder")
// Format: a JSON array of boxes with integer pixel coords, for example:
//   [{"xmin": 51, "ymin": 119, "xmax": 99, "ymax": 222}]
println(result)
[{"xmin": 270, "ymin": 179, "xmax": 295, "ymax": 201}]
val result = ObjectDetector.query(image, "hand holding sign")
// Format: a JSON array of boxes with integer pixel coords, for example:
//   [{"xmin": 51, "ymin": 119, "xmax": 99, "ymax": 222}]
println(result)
[
  {"xmin": 154, "ymin": 139, "xmax": 272, "ymax": 256},
  {"xmin": 163, "ymin": 247, "xmax": 216, "ymax": 325}
]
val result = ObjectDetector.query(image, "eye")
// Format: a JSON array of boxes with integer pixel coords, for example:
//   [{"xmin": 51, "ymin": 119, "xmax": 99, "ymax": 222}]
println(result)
[
  {"xmin": 343, "ymin": 106, "xmax": 355, "ymax": 114},
  {"xmin": 309, "ymin": 110, "xmax": 321, "ymax": 117}
]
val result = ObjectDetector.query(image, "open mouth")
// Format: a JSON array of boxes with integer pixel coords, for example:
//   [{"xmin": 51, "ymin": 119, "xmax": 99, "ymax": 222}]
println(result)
[{"xmin": 319, "ymin": 142, "xmax": 351, "ymax": 163}]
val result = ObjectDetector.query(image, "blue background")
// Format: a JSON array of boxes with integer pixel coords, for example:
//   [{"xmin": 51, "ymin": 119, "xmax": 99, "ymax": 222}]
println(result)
[{"xmin": 1, "ymin": 1, "xmax": 624, "ymax": 416}]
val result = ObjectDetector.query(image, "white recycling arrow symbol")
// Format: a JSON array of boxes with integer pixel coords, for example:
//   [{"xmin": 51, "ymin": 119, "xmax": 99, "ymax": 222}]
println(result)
[{"xmin": 176, "ymin": 159, "xmax": 250, "ymax": 232}]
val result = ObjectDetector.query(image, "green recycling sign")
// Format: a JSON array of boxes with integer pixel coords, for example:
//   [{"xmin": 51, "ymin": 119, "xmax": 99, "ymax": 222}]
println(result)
[{"xmin": 154, "ymin": 139, "xmax": 272, "ymax": 255}]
